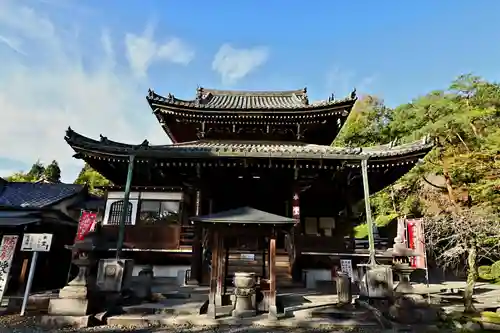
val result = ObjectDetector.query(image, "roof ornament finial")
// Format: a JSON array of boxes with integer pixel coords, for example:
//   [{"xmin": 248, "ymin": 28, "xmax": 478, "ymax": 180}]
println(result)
[
  {"xmin": 99, "ymin": 134, "xmax": 109, "ymax": 143},
  {"xmin": 196, "ymin": 86, "xmax": 204, "ymax": 104},
  {"xmin": 301, "ymin": 87, "xmax": 309, "ymax": 105},
  {"xmin": 167, "ymin": 93, "xmax": 174, "ymax": 102},
  {"xmin": 147, "ymin": 88, "xmax": 154, "ymax": 99},
  {"xmin": 328, "ymin": 93, "xmax": 335, "ymax": 102},
  {"xmin": 65, "ymin": 126, "xmax": 75, "ymax": 140},
  {"xmin": 350, "ymin": 88, "xmax": 357, "ymax": 100}
]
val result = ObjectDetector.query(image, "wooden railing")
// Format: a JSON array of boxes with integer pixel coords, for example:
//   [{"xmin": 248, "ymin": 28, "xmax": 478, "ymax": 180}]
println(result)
[{"xmin": 101, "ymin": 224, "xmax": 181, "ymax": 250}]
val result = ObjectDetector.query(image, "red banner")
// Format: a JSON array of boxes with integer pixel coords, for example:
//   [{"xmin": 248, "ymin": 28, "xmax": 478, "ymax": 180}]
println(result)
[
  {"xmin": 75, "ymin": 211, "xmax": 97, "ymax": 241},
  {"xmin": 407, "ymin": 218, "xmax": 426, "ymax": 269}
]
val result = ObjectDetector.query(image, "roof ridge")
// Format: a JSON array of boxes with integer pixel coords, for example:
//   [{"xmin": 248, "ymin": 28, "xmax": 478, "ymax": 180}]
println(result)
[{"xmin": 200, "ymin": 87, "xmax": 307, "ymax": 96}]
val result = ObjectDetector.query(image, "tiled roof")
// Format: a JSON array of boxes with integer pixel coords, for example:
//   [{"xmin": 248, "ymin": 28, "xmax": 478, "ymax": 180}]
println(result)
[
  {"xmin": 192, "ymin": 206, "xmax": 295, "ymax": 224},
  {"xmin": 0, "ymin": 181, "xmax": 84, "ymax": 209},
  {"xmin": 65, "ymin": 127, "xmax": 434, "ymax": 161},
  {"xmin": 147, "ymin": 87, "xmax": 357, "ymax": 111}
]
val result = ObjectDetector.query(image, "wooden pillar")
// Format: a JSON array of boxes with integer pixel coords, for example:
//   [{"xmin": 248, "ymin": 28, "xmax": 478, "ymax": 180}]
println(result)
[
  {"xmin": 116, "ymin": 155, "xmax": 135, "ymax": 259},
  {"xmin": 215, "ymin": 231, "xmax": 224, "ymax": 306},
  {"xmin": 268, "ymin": 232, "xmax": 278, "ymax": 319},
  {"xmin": 208, "ymin": 228, "xmax": 224, "ymax": 318},
  {"xmin": 189, "ymin": 190, "xmax": 203, "ymax": 285},
  {"xmin": 224, "ymin": 240, "xmax": 229, "ymax": 294}
]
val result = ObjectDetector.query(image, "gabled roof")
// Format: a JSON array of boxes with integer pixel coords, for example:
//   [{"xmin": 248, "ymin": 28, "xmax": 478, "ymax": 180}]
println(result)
[
  {"xmin": 191, "ymin": 206, "xmax": 296, "ymax": 224},
  {"xmin": 0, "ymin": 181, "xmax": 84, "ymax": 209},
  {"xmin": 147, "ymin": 86, "xmax": 357, "ymax": 111}
]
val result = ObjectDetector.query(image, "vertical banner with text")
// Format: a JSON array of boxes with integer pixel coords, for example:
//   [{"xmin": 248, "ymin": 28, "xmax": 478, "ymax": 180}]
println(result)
[
  {"xmin": 75, "ymin": 211, "xmax": 98, "ymax": 241},
  {"xmin": 0, "ymin": 235, "xmax": 19, "ymax": 301},
  {"xmin": 407, "ymin": 218, "xmax": 427, "ymax": 269}
]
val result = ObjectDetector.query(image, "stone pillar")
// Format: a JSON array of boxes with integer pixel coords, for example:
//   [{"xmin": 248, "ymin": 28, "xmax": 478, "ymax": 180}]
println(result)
[
  {"xmin": 360, "ymin": 159, "xmax": 377, "ymax": 265},
  {"xmin": 336, "ymin": 272, "xmax": 352, "ymax": 306}
]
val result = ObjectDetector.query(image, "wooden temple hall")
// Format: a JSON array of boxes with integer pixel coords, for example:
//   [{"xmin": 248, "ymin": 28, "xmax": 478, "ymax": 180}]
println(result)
[{"xmin": 64, "ymin": 86, "xmax": 433, "ymax": 315}]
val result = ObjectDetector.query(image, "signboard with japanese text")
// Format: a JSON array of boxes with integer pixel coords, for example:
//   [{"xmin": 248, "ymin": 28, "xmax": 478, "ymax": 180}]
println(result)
[
  {"xmin": 0, "ymin": 235, "xmax": 19, "ymax": 301},
  {"xmin": 21, "ymin": 233, "xmax": 53, "ymax": 252},
  {"xmin": 340, "ymin": 259, "xmax": 355, "ymax": 281},
  {"xmin": 76, "ymin": 211, "xmax": 97, "ymax": 241}
]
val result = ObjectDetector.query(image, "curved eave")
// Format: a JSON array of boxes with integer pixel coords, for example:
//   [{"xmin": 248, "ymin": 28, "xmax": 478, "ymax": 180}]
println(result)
[
  {"xmin": 147, "ymin": 96, "xmax": 356, "ymax": 115},
  {"xmin": 65, "ymin": 128, "xmax": 434, "ymax": 165}
]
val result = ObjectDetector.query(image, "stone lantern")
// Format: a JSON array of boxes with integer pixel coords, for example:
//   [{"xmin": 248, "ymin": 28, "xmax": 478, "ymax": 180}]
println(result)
[{"xmin": 47, "ymin": 230, "xmax": 111, "ymax": 316}]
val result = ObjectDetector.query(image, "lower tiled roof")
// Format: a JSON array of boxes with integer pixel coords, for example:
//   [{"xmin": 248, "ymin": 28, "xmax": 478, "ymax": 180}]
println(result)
[
  {"xmin": 0, "ymin": 182, "xmax": 84, "ymax": 208},
  {"xmin": 65, "ymin": 128, "xmax": 434, "ymax": 160}
]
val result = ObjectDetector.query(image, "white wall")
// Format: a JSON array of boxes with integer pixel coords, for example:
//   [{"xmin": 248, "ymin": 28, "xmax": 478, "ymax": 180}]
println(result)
[{"xmin": 102, "ymin": 191, "xmax": 183, "ymax": 225}]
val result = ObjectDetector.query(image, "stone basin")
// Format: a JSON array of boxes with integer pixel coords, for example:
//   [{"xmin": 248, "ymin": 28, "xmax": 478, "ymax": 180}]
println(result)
[{"xmin": 233, "ymin": 272, "xmax": 256, "ymax": 289}]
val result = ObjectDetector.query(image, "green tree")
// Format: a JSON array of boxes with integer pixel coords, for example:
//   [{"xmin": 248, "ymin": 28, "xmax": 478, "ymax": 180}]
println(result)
[
  {"xmin": 27, "ymin": 160, "xmax": 45, "ymax": 181},
  {"xmin": 337, "ymin": 74, "xmax": 500, "ymax": 312},
  {"xmin": 43, "ymin": 160, "xmax": 61, "ymax": 183},
  {"xmin": 6, "ymin": 160, "xmax": 47, "ymax": 182},
  {"xmin": 74, "ymin": 163, "xmax": 111, "ymax": 196}
]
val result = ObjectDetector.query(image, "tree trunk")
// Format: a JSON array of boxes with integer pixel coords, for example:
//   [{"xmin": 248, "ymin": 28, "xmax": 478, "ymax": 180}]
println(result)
[
  {"xmin": 439, "ymin": 148, "xmax": 455, "ymax": 203},
  {"xmin": 464, "ymin": 246, "xmax": 477, "ymax": 313}
]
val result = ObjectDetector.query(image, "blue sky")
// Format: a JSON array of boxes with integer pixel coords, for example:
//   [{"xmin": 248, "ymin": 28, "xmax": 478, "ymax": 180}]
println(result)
[{"xmin": 1, "ymin": 0, "xmax": 499, "ymax": 182}]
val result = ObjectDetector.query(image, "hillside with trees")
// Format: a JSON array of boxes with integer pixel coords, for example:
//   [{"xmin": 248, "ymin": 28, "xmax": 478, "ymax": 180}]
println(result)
[{"xmin": 335, "ymin": 74, "xmax": 500, "ymax": 311}]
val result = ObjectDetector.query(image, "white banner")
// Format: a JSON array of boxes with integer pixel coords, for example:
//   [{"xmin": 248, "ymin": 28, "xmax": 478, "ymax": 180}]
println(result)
[
  {"xmin": 21, "ymin": 234, "xmax": 53, "ymax": 252},
  {"xmin": 0, "ymin": 235, "xmax": 19, "ymax": 301}
]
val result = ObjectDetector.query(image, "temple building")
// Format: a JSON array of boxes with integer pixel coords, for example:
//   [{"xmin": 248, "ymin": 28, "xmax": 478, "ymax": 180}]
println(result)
[{"xmin": 64, "ymin": 86, "xmax": 433, "ymax": 290}]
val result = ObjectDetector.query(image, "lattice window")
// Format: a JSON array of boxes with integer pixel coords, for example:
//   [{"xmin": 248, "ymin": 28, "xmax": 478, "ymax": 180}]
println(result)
[{"xmin": 107, "ymin": 200, "xmax": 133, "ymax": 225}]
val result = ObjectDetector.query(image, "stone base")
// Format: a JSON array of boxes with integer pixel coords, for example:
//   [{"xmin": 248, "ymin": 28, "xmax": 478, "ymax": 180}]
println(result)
[
  {"xmin": 185, "ymin": 279, "xmax": 199, "ymax": 286},
  {"xmin": 232, "ymin": 308, "xmax": 257, "ymax": 318},
  {"xmin": 48, "ymin": 298, "xmax": 90, "ymax": 316},
  {"xmin": 268, "ymin": 305, "xmax": 278, "ymax": 320},
  {"xmin": 40, "ymin": 315, "xmax": 96, "ymax": 328},
  {"xmin": 58, "ymin": 285, "xmax": 88, "ymax": 299}
]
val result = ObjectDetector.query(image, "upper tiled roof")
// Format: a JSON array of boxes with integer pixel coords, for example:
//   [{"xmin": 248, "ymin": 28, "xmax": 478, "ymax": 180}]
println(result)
[
  {"xmin": 147, "ymin": 86, "xmax": 357, "ymax": 111},
  {"xmin": 0, "ymin": 181, "xmax": 84, "ymax": 209}
]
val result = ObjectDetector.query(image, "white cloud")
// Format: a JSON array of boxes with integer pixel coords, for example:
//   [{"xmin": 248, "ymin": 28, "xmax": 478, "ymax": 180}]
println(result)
[
  {"xmin": 325, "ymin": 66, "xmax": 377, "ymax": 96},
  {"xmin": 0, "ymin": 0, "xmax": 193, "ymax": 182},
  {"xmin": 125, "ymin": 23, "xmax": 195, "ymax": 78},
  {"xmin": 212, "ymin": 44, "xmax": 269, "ymax": 84}
]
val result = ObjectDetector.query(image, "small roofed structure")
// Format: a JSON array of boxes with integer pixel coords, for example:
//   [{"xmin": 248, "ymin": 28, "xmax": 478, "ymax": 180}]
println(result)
[{"xmin": 191, "ymin": 207, "xmax": 296, "ymax": 319}]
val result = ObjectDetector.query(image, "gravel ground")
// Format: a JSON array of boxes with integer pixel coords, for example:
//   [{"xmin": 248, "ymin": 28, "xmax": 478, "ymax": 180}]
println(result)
[{"xmin": 0, "ymin": 315, "xmax": 391, "ymax": 333}]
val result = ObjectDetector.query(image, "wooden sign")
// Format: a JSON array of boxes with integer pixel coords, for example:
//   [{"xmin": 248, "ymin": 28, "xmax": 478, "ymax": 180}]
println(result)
[
  {"xmin": 21, "ymin": 234, "xmax": 53, "ymax": 252},
  {"xmin": 0, "ymin": 235, "xmax": 19, "ymax": 301}
]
